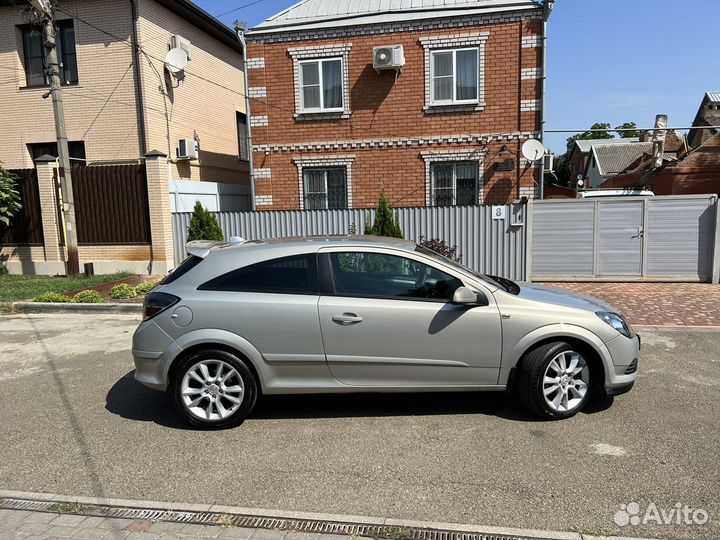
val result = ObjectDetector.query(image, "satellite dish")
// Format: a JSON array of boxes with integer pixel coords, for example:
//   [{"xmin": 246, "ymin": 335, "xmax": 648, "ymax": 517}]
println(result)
[
  {"xmin": 521, "ymin": 139, "xmax": 547, "ymax": 162},
  {"xmin": 165, "ymin": 48, "xmax": 188, "ymax": 75}
]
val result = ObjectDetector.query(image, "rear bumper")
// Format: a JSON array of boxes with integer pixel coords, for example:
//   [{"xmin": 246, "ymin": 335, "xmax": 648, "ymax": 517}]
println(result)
[{"xmin": 132, "ymin": 320, "xmax": 179, "ymax": 391}]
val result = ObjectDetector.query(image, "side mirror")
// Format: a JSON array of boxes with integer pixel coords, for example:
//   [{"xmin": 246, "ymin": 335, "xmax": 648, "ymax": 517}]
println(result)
[{"xmin": 452, "ymin": 286, "xmax": 488, "ymax": 307}]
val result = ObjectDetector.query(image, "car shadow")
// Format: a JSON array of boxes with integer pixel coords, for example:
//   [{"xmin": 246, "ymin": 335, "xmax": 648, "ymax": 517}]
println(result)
[{"xmin": 106, "ymin": 371, "xmax": 613, "ymax": 429}]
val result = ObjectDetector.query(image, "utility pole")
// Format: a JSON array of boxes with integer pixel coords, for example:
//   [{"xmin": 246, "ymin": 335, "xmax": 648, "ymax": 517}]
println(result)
[{"xmin": 28, "ymin": 0, "xmax": 80, "ymax": 275}]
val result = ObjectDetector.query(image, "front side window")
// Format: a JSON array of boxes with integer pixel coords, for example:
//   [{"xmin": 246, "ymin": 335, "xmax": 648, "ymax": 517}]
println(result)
[
  {"xmin": 21, "ymin": 20, "xmax": 78, "ymax": 86},
  {"xmin": 199, "ymin": 254, "xmax": 319, "ymax": 295},
  {"xmin": 431, "ymin": 161, "xmax": 479, "ymax": 206},
  {"xmin": 329, "ymin": 252, "xmax": 463, "ymax": 302},
  {"xmin": 304, "ymin": 167, "xmax": 347, "ymax": 210},
  {"xmin": 299, "ymin": 58, "xmax": 343, "ymax": 112},
  {"xmin": 431, "ymin": 48, "xmax": 478, "ymax": 104}
]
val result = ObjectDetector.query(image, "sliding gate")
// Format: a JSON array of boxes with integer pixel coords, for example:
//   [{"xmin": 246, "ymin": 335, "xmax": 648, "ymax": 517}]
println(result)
[{"xmin": 529, "ymin": 195, "xmax": 719, "ymax": 282}]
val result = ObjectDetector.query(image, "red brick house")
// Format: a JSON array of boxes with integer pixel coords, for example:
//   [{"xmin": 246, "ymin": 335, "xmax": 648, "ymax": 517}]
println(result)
[{"xmin": 245, "ymin": 0, "xmax": 551, "ymax": 211}]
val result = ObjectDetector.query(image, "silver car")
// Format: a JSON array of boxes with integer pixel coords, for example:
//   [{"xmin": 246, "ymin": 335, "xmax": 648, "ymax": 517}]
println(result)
[{"xmin": 132, "ymin": 236, "xmax": 639, "ymax": 429}]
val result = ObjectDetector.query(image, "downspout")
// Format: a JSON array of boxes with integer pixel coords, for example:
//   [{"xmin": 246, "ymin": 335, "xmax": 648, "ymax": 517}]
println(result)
[
  {"xmin": 129, "ymin": 0, "xmax": 147, "ymax": 156},
  {"xmin": 538, "ymin": 0, "xmax": 554, "ymax": 200},
  {"xmin": 236, "ymin": 27, "xmax": 256, "ymax": 211}
]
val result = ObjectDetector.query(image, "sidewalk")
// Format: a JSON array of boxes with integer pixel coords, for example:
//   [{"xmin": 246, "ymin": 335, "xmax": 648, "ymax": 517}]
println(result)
[{"xmin": 543, "ymin": 282, "xmax": 720, "ymax": 327}]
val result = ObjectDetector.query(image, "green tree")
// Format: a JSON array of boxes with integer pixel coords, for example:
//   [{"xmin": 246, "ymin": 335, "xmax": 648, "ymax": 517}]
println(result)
[
  {"xmin": 615, "ymin": 122, "xmax": 639, "ymax": 138},
  {"xmin": 0, "ymin": 162, "xmax": 22, "ymax": 229},
  {"xmin": 186, "ymin": 201, "xmax": 224, "ymax": 242},
  {"xmin": 364, "ymin": 190, "xmax": 403, "ymax": 239},
  {"xmin": 565, "ymin": 122, "xmax": 613, "ymax": 154}
]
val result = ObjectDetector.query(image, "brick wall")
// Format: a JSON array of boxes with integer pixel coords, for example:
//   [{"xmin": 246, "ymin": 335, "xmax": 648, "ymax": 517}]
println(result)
[{"xmin": 247, "ymin": 12, "xmax": 543, "ymax": 210}]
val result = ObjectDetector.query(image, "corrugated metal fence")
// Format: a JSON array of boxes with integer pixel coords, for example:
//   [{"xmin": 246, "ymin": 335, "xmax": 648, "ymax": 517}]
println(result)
[{"xmin": 172, "ymin": 204, "xmax": 528, "ymax": 280}]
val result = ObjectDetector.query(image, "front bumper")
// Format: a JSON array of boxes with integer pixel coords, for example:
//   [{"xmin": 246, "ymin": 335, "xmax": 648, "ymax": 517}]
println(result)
[{"xmin": 603, "ymin": 332, "xmax": 640, "ymax": 391}]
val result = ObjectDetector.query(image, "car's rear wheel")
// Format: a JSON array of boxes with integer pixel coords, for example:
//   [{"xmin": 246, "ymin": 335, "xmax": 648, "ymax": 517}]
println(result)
[
  {"xmin": 171, "ymin": 349, "xmax": 257, "ymax": 429},
  {"xmin": 517, "ymin": 342, "xmax": 591, "ymax": 420}
]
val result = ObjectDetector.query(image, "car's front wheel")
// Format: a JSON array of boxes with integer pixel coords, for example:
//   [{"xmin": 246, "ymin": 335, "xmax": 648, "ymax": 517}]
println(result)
[
  {"xmin": 517, "ymin": 341, "xmax": 592, "ymax": 420},
  {"xmin": 171, "ymin": 349, "xmax": 258, "ymax": 429}
]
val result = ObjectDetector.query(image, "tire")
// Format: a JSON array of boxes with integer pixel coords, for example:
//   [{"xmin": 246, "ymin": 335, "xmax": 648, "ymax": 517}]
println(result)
[
  {"xmin": 171, "ymin": 349, "xmax": 258, "ymax": 429},
  {"xmin": 517, "ymin": 341, "xmax": 592, "ymax": 420}
]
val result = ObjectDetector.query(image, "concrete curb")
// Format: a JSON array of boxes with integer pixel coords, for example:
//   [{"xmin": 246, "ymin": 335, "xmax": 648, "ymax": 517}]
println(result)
[
  {"xmin": 0, "ymin": 489, "xmax": 660, "ymax": 540},
  {"xmin": 11, "ymin": 302, "xmax": 143, "ymax": 314}
]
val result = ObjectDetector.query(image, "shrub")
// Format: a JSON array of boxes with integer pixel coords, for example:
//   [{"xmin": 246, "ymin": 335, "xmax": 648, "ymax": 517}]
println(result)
[
  {"xmin": 110, "ymin": 283, "xmax": 137, "ymax": 299},
  {"xmin": 0, "ymin": 161, "xmax": 22, "ymax": 229},
  {"xmin": 418, "ymin": 235, "xmax": 462, "ymax": 263},
  {"xmin": 135, "ymin": 280, "xmax": 159, "ymax": 295},
  {"xmin": 0, "ymin": 262, "xmax": 8, "ymax": 276},
  {"xmin": 35, "ymin": 291, "xmax": 72, "ymax": 303},
  {"xmin": 187, "ymin": 201, "xmax": 224, "ymax": 242},
  {"xmin": 71, "ymin": 290, "xmax": 105, "ymax": 303},
  {"xmin": 364, "ymin": 190, "xmax": 403, "ymax": 239}
]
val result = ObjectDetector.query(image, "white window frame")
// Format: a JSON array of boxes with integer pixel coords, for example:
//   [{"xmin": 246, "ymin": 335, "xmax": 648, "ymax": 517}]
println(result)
[
  {"xmin": 303, "ymin": 167, "xmax": 348, "ymax": 210},
  {"xmin": 421, "ymin": 151, "xmax": 486, "ymax": 206},
  {"xmin": 430, "ymin": 47, "xmax": 480, "ymax": 106},
  {"xmin": 420, "ymin": 33, "xmax": 488, "ymax": 113},
  {"xmin": 294, "ymin": 156, "xmax": 355, "ymax": 210},
  {"xmin": 298, "ymin": 57, "xmax": 345, "ymax": 113}
]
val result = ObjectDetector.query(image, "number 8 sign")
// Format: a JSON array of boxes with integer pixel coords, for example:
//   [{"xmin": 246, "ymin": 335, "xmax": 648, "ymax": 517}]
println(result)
[{"xmin": 492, "ymin": 206, "xmax": 506, "ymax": 220}]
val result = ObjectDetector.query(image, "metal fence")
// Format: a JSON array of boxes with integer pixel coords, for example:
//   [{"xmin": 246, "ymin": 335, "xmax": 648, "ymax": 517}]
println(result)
[{"xmin": 172, "ymin": 204, "xmax": 528, "ymax": 280}]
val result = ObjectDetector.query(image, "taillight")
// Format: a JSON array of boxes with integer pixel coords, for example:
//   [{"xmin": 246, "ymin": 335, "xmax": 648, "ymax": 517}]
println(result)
[{"xmin": 143, "ymin": 292, "xmax": 180, "ymax": 321}]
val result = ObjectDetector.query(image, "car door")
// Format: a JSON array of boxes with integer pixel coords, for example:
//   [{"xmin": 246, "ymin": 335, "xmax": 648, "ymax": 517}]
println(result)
[
  {"xmin": 195, "ymin": 252, "xmax": 333, "ymax": 385},
  {"xmin": 317, "ymin": 248, "xmax": 502, "ymax": 387}
]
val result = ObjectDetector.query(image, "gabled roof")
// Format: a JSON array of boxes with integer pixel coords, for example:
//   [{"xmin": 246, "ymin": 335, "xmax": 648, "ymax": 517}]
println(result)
[
  {"xmin": 688, "ymin": 91, "xmax": 720, "ymax": 149},
  {"xmin": 590, "ymin": 142, "xmax": 653, "ymax": 177},
  {"xmin": 252, "ymin": 0, "xmax": 542, "ymax": 34},
  {"xmin": 573, "ymin": 137, "xmax": 640, "ymax": 154}
]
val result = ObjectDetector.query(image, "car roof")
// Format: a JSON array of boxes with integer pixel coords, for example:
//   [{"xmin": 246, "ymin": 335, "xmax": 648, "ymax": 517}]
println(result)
[{"xmin": 201, "ymin": 235, "xmax": 418, "ymax": 258}]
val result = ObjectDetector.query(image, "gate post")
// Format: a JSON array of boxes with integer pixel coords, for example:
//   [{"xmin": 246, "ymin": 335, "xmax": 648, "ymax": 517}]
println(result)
[
  {"xmin": 712, "ymin": 196, "xmax": 720, "ymax": 284},
  {"xmin": 35, "ymin": 155, "xmax": 66, "ymax": 273},
  {"xmin": 144, "ymin": 150, "xmax": 175, "ymax": 274},
  {"xmin": 525, "ymin": 198, "xmax": 534, "ymax": 282}
]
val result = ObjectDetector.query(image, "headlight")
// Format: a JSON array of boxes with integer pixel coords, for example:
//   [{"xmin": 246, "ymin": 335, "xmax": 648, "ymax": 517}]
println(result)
[{"xmin": 596, "ymin": 311, "xmax": 633, "ymax": 338}]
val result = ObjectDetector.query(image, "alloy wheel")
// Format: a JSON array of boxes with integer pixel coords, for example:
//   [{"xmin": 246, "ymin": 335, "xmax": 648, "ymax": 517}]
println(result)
[
  {"xmin": 542, "ymin": 350, "xmax": 589, "ymax": 413},
  {"xmin": 180, "ymin": 359, "xmax": 245, "ymax": 421}
]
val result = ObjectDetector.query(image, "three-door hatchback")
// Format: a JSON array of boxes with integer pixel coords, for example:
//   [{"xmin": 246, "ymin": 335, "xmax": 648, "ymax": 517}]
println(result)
[{"xmin": 132, "ymin": 236, "xmax": 639, "ymax": 428}]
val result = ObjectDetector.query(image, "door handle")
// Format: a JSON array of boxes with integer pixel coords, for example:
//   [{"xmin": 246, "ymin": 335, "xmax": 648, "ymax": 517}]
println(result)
[{"xmin": 332, "ymin": 313, "xmax": 363, "ymax": 325}]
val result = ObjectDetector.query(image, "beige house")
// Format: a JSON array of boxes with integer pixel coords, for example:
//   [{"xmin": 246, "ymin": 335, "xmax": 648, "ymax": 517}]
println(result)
[{"xmin": 0, "ymin": 0, "xmax": 251, "ymax": 274}]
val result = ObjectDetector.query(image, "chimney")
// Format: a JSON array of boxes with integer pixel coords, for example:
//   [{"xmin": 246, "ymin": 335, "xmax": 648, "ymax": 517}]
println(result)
[{"xmin": 651, "ymin": 114, "xmax": 668, "ymax": 168}]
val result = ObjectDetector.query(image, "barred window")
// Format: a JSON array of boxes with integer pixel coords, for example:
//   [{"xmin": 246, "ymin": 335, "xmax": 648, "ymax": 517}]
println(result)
[
  {"xmin": 303, "ymin": 167, "xmax": 348, "ymax": 210},
  {"xmin": 431, "ymin": 162, "xmax": 479, "ymax": 206}
]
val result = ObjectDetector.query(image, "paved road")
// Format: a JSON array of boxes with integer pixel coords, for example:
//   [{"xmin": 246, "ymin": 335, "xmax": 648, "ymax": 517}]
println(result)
[{"xmin": 0, "ymin": 314, "xmax": 717, "ymax": 539}]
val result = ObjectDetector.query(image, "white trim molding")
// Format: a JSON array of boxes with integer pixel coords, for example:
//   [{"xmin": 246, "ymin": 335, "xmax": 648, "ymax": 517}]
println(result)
[
  {"xmin": 255, "ymin": 194, "xmax": 273, "ymax": 206},
  {"xmin": 248, "ymin": 86, "xmax": 267, "ymax": 99},
  {"xmin": 247, "ymin": 57, "xmax": 265, "ymax": 69},
  {"xmin": 420, "ymin": 32, "xmax": 489, "ymax": 113},
  {"xmin": 293, "ymin": 155, "xmax": 355, "ymax": 210},
  {"xmin": 288, "ymin": 44, "xmax": 352, "ymax": 120},
  {"xmin": 519, "ymin": 186, "xmax": 538, "ymax": 199},
  {"xmin": 250, "ymin": 115, "xmax": 269, "ymax": 127},
  {"xmin": 520, "ymin": 99, "xmax": 541, "ymax": 112},
  {"xmin": 520, "ymin": 67, "xmax": 541, "ymax": 80},
  {"xmin": 521, "ymin": 35, "xmax": 541, "ymax": 48},
  {"xmin": 421, "ymin": 149, "xmax": 487, "ymax": 206},
  {"xmin": 254, "ymin": 130, "xmax": 538, "ymax": 154},
  {"xmin": 253, "ymin": 168, "xmax": 272, "ymax": 179}
]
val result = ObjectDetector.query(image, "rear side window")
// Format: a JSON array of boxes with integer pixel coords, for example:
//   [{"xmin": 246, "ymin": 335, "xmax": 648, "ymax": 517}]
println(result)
[
  {"xmin": 199, "ymin": 254, "xmax": 319, "ymax": 294},
  {"xmin": 160, "ymin": 256, "xmax": 202, "ymax": 285}
]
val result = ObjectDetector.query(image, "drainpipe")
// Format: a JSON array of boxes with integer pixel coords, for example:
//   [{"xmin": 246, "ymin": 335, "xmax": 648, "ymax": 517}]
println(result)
[
  {"xmin": 538, "ymin": 0, "xmax": 554, "ymax": 200},
  {"xmin": 129, "ymin": 0, "xmax": 147, "ymax": 156},
  {"xmin": 236, "ymin": 26, "xmax": 256, "ymax": 211}
]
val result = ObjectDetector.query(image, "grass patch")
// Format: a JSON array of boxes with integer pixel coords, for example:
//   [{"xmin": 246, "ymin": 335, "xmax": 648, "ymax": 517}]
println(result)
[
  {"xmin": 0, "ymin": 272, "xmax": 132, "ymax": 302},
  {"xmin": 47, "ymin": 502, "xmax": 89, "ymax": 514}
]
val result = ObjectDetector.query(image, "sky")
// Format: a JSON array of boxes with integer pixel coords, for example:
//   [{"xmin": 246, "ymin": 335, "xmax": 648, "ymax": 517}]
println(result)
[{"xmin": 195, "ymin": 0, "xmax": 718, "ymax": 155}]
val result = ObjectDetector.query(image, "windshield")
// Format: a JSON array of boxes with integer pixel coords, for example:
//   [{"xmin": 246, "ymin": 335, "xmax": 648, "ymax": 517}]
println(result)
[{"xmin": 415, "ymin": 245, "xmax": 510, "ymax": 291}]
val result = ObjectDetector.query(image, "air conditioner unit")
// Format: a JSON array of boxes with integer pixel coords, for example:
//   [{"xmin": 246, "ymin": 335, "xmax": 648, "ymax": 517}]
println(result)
[
  {"xmin": 171, "ymin": 34, "xmax": 192, "ymax": 60},
  {"xmin": 177, "ymin": 139, "xmax": 199, "ymax": 160},
  {"xmin": 544, "ymin": 153, "xmax": 554, "ymax": 171},
  {"xmin": 373, "ymin": 45, "xmax": 405, "ymax": 70}
]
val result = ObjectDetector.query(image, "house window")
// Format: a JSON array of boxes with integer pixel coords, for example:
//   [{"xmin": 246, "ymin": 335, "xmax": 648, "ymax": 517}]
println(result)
[
  {"xmin": 28, "ymin": 141, "xmax": 86, "ymax": 167},
  {"xmin": 431, "ymin": 162, "xmax": 479, "ymax": 206},
  {"xmin": 303, "ymin": 167, "xmax": 347, "ymax": 210},
  {"xmin": 21, "ymin": 20, "xmax": 78, "ymax": 86},
  {"xmin": 299, "ymin": 58, "xmax": 343, "ymax": 112},
  {"xmin": 236, "ymin": 112, "xmax": 249, "ymax": 161},
  {"xmin": 430, "ymin": 48, "xmax": 479, "ymax": 104}
]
